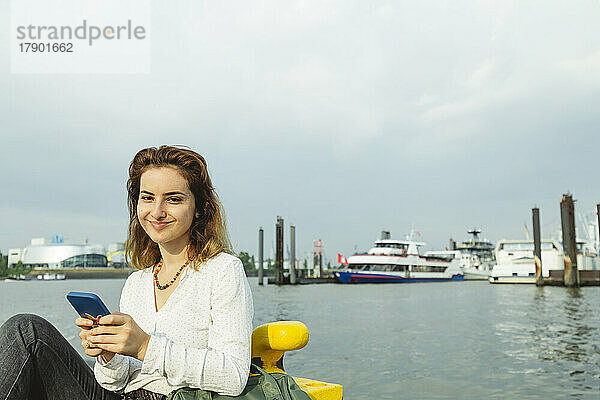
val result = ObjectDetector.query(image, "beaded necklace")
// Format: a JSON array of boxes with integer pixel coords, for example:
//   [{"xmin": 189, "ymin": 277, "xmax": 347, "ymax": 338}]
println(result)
[{"xmin": 153, "ymin": 258, "xmax": 190, "ymax": 290}]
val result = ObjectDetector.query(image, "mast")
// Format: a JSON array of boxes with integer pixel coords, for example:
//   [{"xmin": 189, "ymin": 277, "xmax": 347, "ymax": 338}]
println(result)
[{"xmin": 467, "ymin": 229, "xmax": 481, "ymax": 242}]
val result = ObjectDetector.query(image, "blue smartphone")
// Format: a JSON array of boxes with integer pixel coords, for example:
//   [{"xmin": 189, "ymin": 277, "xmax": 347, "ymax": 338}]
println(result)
[{"xmin": 66, "ymin": 291, "xmax": 111, "ymax": 325}]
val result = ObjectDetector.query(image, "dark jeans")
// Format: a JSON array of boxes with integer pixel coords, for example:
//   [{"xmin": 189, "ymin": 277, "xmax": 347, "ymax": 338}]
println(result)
[{"xmin": 0, "ymin": 313, "xmax": 122, "ymax": 400}]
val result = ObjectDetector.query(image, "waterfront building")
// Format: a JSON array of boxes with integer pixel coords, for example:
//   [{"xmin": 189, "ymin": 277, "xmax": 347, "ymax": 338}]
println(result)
[
  {"xmin": 8, "ymin": 238, "xmax": 108, "ymax": 269},
  {"xmin": 7, "ymin": 248, "xmax": 24, "ymax": 267}
]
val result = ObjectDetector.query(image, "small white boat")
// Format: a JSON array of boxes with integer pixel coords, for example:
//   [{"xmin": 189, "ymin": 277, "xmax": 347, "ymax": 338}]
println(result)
[
  {"xmin": 36, "ymin": 273, "xmax": 66, "ymax": 280},
  {"xmin": 489, "ymin": 239, "xmax": 563, "ymax": 283},
  {"xmin": 5, "ymin": 274, "xmax": 35, "ymax": 281}
]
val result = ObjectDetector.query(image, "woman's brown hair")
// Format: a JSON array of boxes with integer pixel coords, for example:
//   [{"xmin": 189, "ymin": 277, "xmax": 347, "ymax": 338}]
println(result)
[{"xmin": 125, "ymin": 145, "xmax": 232, "ymax": 270}]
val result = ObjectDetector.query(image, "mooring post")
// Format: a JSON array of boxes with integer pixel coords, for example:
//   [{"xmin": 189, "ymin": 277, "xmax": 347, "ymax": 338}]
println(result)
[
  {"xmin": 290, "ymin": 225, "xmax": 297, "ymax": 284},
  {"xmin": 560, "ymin": 194, "xmax": 579, "ymax": 287},
  {"xmin": 313, "ymin": 247, "xmax": 318, "ymax": 278},
  {"xmin": 532, "ymin": 207, "xmax": 544, "ymax": 286},
  {"xmin": 319, "ymin": 252, "xmax": 323, "ymax": 277},
  {"xmin": 275, "ymin": 216, "xmax": 284, "ymax": 285},
  {"xmin": 258, "ymin": 228, "xmax": 264, "ymax": 285},
  {"xmin": 597, "ymin": 203, "xmax": 600, "ymax": 252}
]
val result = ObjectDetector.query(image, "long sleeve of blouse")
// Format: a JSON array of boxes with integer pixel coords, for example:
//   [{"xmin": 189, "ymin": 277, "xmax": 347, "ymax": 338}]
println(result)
[
  {"xmin": 93, "ymin": 253, "xmax": 254, "ymax": 396},
  {"xmin": 93, "ymin": 288, "xmax": 143, "ymax": 392}
]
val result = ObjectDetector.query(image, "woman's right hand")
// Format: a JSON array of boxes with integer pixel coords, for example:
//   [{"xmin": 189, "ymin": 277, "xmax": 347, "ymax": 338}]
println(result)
[{"xmin": 76, "ymin": 317, "xmax": 115, "ymax": 362}]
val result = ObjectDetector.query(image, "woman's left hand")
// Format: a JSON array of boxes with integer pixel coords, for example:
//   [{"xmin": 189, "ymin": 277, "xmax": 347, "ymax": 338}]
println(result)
[{"xmin": 88, "ymin": 312, "xmax": 151, "ymax": 361}]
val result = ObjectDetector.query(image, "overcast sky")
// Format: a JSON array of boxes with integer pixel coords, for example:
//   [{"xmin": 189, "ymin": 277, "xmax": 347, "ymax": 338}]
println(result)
[{"xmin": 1, "ymin": 1, "xmax": 599, "ymax": 261}]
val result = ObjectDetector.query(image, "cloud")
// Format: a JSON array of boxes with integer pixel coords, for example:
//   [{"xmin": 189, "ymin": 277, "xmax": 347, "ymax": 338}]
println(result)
[{"xmin": 557, "ymin": 51, "xmax": 600, "ymax": 86}]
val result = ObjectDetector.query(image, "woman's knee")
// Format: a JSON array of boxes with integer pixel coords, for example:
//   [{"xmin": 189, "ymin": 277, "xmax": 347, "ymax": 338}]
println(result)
[
  {"xmin": 4, "ymin": 313, "xmax": 49, "ymax": 328},
  {"xmin": 0, "ymin": 314, "xmax": 52, "ymax": 343}
]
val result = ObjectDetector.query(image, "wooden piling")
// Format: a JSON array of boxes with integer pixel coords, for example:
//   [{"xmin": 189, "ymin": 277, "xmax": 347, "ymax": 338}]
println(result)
[
  {"xmin": 275, "ymin": 217, "xmax": 284, "ymax": 285},
  {"xmin": 532, "ymin": 207, "xmax": 544, "ymax": 286},
  {"xmin": 319, "ymin": 252, "xmax": 323, "ymax": 277},
  {"xmin": 597, "ymin": 203, "xmax": 600, "ymax": 247},
  {"xmin": 560, "ymin": 194, "xmax": 579, "ymax": 287},
  {"xmin": 258, "ymin": 228, "xmax": 264, "ymax": 285},
  {"xmin": 290, "ymin": 225, "xmax": 297, "ymax": 284}
]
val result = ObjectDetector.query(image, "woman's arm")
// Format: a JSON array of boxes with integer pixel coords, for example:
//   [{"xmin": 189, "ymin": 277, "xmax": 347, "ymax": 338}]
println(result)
[
  {"xmin": 92, "ymin": 274, "xmax": 143, "ymax": 391},
  {"xmin": 140, "ymin": 257, "xmax": 254, "ymax": 396}
]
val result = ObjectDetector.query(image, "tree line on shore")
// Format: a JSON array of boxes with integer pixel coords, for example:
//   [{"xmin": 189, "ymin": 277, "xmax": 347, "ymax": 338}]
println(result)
[
  {"xmin": 0, "ymin": 250, "xmax": 327, "ymax": 279},
  {"xmin": 0, "ymin": 250, "xmax": 269, "ymax": 278}
]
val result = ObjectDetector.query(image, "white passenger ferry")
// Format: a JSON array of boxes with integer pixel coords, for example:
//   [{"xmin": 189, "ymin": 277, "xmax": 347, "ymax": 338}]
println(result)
[{"xmin": 333, "ymin": 237, "xmax": 463, "ymax": 283}]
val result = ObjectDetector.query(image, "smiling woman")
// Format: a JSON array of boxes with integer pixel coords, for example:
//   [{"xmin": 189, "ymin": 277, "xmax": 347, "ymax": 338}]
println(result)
[
  {"xmin": 125, "ymin": 147, "xmax": 231, "ymax": 272},
  {"xmin": 138, "ymin": 167, "xmax": 197, "ymax": 246},
  {"xmin": 0, "ymin": 146, "xmax": 253, "ymax": 400}
]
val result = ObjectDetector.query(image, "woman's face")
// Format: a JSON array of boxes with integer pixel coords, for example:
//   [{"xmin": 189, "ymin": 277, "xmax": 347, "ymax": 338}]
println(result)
[{"xmin": 137, "ymin": 167, "xmax": 196, "ymax": 249}]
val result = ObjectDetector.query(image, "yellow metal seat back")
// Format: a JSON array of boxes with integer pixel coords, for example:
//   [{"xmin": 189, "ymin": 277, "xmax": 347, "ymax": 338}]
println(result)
[{"xmin": 251, "ymin": 321, "xmax": 343, "ymax": 400}]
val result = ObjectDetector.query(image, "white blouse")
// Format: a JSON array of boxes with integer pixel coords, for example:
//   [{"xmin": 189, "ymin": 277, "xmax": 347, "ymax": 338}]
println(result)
[{"xmin": 94, "ymin": 252, "xmax": 254, "ymax": 396}]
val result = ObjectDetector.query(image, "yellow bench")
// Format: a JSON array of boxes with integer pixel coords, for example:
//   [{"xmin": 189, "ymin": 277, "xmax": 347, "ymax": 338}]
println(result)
[{"xmin": 251, "ymin": 321, "xmax": 343, "ymax": 400}]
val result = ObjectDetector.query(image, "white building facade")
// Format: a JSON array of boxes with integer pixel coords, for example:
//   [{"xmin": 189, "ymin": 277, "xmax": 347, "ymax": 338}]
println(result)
[{"xmin": 9, "ymin": 238, "xmax": 108, "ymax": 269}]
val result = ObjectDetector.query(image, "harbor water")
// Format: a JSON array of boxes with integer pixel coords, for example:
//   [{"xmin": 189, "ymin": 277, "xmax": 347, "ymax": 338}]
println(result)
[{"xmin": 0, "ymin": 278, "xmax": 598, "ymax": 399}]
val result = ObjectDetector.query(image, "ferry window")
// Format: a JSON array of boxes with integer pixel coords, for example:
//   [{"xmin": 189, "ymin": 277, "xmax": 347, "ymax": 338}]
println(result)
[
  {"xmin": 411, "ymin": 265, "xmax": 445, "ymax": 272},
  {"xmin": 392, "ymin": 265, "xmax": 406, "ymax": 271},
  {"xmin": 372, "ymin": 264, "xmax": 385, "ymax": 271},
  {"xmin": 363, "ymin": 265, "xmax": 371, "ymax": 271},
  {"xmin": 376, "ymin": 243, "xmax": 408, "ymax": 251}
]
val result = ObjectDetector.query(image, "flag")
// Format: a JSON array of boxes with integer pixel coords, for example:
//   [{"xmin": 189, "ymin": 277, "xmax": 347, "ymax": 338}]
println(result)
[
  {"xmin": 337, "ymin": 253, "xmax": 349, "ymax": 265},
  {"xmin": 415, "ymin": 231, "xmax": 421, "ymax": 236}
]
